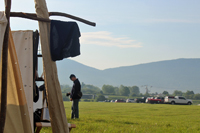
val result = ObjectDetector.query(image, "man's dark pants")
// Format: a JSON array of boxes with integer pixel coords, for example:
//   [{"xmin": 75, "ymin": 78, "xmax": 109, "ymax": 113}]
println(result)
[{"xmin": 71, "ymin": 99, "xmax": 79, "ymax": 119}]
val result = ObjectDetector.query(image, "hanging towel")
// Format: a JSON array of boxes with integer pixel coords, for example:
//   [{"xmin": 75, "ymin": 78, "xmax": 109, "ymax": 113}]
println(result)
[
  {"xmin": 50, "ymin": 20, "xmax": 81, "ymax": 61},
  {"xmin": 12, "ymin": 30, "xmax": 34, "ymax": 131},
  {"xmin": 0, "ymin": 11, "xmax": 8, "ymax": 59}
]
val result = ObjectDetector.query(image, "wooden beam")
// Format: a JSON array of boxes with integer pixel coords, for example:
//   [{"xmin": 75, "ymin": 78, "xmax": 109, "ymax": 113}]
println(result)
[
  {"xmin": 10, "ymin": 12, "xmax": 50, "ymax": 22},
  {"xmin": 49, "ymin": 12, "xmax": 96, "ymax": 26},
  {"xmin": 0, "ymin": 0, "xmax": 11, "ymax": 133},
  {"xmin": 10, "ymin": 12, "xmax": 96, "ymax": 26},
  {"xmin": 34, "ymin": 0, "xmax": 69, "ymax": 133}
]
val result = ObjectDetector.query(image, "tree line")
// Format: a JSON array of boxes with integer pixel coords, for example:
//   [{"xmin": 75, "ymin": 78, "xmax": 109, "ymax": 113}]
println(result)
[
  {"xmin": 61, "ymin": 83, "xmax": 140, "ymax": 96},
  {"xmin": 162, "ymin": 90, "xmax": 200, "ymax": 100},
  {"xmin": 101, "ymin": 85, "xmax": 140, "ymax": 96},
  {"xmin": 61, "ymin": 83, "xmax": 200, "ymax": 101},
  {"xmin": 61, "ymin": 83, "xmax": 140, "ymax": 101}
]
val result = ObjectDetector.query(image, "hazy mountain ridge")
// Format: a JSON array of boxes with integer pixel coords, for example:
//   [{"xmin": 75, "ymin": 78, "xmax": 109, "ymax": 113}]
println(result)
[{"xmin": 56, "ymin": 58, "xmax": 200, "ymax": 93}]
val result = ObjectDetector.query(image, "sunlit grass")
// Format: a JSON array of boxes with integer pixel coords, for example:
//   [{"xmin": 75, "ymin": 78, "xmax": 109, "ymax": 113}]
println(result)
[{"xmin": 40, "ymin": 102, "xmax": 200, "ymax": 133}]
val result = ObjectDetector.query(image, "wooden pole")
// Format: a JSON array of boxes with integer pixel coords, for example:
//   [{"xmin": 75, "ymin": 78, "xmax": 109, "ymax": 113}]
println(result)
[
  {"xmin": 49, "ymin": 12, "xmax": 96, "ymax": 26},
  {"xmin": 10, "ymin": 12, "xmax": 96, "ymax": 26},
  {"xmin": 34, "ymin": 0, "xmax": 69, "ymax": 133},
  {"xmin": 0, "ymin": 0, "xmax": 11, "ymax": 133}
]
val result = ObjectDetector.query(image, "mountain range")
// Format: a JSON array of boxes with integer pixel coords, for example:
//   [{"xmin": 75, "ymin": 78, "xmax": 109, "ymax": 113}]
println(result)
[{"xmin": 56, "ymin": 58, "xmax": 200, "ymax": 94}]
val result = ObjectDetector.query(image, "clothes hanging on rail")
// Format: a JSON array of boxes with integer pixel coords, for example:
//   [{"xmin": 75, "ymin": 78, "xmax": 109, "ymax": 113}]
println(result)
[{"xmin": 50, "ymin": 20, "xmax": 81, "ymax": 61}]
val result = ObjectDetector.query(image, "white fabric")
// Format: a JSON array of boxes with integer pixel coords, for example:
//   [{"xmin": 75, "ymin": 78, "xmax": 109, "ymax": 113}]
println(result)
[
  {"xmin": 0, "ymin": 28, "xmax": 32, "ymax": 133},
  {"xmin": 0, "ymin": 11, "xmax": 7, "ymax": 59},
  {"xmin": 12, "ymin": 30, "xmax": 34, "ymax": 132}
]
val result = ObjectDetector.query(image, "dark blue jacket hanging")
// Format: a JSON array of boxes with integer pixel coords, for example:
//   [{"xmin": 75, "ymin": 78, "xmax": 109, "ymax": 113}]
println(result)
[{"xmin": 50, "ymin": 20, "xmax": 81, "ymax": 61}]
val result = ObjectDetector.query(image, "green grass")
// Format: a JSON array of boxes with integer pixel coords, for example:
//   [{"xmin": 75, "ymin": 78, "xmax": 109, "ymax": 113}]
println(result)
[
  {"xmin": 40, "ymin": 102, "xmax": 200, "ymax": 133},
  {"xmin": 192, "ymin": 100, "xmax": 200, "ymax": 105}
]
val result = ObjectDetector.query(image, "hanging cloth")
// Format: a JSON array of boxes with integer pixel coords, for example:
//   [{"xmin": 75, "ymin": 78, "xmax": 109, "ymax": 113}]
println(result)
[
  {"xmin": 0, "ymin": 29, "xmax": 32, "ymax": 133},
  {"xmin": 12, "ymin": 30, "xmax": 34, "ymax": 131},
  {"xmin": 50, "ymin": 20, "xmax": 81, "ymax": 61}
]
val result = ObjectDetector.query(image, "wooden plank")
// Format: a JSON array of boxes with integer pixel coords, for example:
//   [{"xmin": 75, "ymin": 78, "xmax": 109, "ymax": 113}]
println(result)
[
  {"xmin": 35, "ymin": 122, "xmax": 76, "ymax": 128},
  {"xmin": 34, "ymin": 0, "xmax": 69, "ymax": 133},
  {"xmin": 0, "ymin": 0, "xmax": 11, "ymax": 133},
  {"xmin": 35, "ymin": 123, "xmax": 76, "ymax": 133}
]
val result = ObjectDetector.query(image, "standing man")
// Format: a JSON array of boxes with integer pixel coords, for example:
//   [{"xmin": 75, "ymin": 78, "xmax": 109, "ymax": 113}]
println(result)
[{"xmin": 69, "ymin": 74, "xmax": 81, "ymax": 119}]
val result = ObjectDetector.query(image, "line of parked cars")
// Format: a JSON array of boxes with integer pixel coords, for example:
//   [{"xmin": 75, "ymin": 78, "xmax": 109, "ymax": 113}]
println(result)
[
  {"xmin": 135, "ymin": 96, "xmax": 193, "ymax": 105},
  {"xmin": 109, "ymin": 96, "xmax": 193, "ymax": 105}
]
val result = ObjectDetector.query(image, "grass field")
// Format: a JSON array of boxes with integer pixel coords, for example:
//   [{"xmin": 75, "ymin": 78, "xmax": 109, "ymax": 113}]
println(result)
[{"xmin": 41, "ymin": 102, "xmax": 200, "ymax": 133}]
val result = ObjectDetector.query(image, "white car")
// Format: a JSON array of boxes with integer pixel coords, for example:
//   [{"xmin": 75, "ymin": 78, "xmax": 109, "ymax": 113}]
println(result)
[
  {"xmin": 164, "ymin": 96, "xmax": 192, "ymax": 105},
  {"xmin": 126, "ymin": 99, "xmax": 135, "ymax": 103},
  {"xmin": 110, "ymin": 100, "xmax": 115, "ymax": 102},
  {"xmin": 145, "ymin": 97, "xmax": 152, "ymax": 103}
]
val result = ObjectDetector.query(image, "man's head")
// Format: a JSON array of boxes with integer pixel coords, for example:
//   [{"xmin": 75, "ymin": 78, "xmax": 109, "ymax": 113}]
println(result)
[{"xmin": 69, "ymin": 74, "xmax": 76, "ymax": 81}]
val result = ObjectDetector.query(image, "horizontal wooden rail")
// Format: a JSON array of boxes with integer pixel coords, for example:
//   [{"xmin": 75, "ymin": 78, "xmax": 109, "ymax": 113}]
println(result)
[
  {"xmin": 35, "ymin": 122, "xmax": 76, "ymax": 133},
  {"xmin": 10, "ymin": 12, "xmax": 96, "ymax": 27}
]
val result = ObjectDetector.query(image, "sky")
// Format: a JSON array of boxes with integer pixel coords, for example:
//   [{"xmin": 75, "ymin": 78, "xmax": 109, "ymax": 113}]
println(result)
[{"xmin": 1, "ymin": 0, "xmax": 200, "ymax": 70}]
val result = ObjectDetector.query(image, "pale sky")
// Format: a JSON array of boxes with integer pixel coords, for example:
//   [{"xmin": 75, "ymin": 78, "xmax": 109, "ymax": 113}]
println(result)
[{"xmin": 1, "ymin": 0, "xmax": 200, "ymax": 70}]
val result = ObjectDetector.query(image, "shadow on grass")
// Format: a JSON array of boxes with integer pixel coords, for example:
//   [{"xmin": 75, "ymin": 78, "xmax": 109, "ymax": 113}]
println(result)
[
  {"xmin": 95, "ymin": 119, "xmax": 106, "ymax": 122},
  {"xmin": 166, "ymin": 124, "xmax": 172, "ymax": 127},
  {"xmin": 123, "ymin": 121, "xmax": 139, "ymax": 125}
]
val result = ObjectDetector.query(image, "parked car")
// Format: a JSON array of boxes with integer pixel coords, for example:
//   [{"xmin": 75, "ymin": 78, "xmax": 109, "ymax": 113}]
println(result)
[
  {"xmin": 126, "ymin": 99, "xmax": 135, "ymax": 103},
  {"xmin": 115, "ymin": 99, "xmax": 126, "ymax": 103},
  {"xmin": 104, "ymin": 100, "xmax": 110, "ymax": 102},
  {"xmin": 148, "ymin": 97, "xmax": 164, "ymax": 104},
  {"xmin": 135, "ymin": 97, "xmax": 147, "ymax": 103},
  {"xmin": 164, "ymin": 96, "xmax": 192, "ymax": 105},
  {"xmin": 145, "ymin": 97, "xmax": 152, "ymax": 103},
  {"xmin": 110, "ymin": 100, "xmax": 115, "ymax": 102}
]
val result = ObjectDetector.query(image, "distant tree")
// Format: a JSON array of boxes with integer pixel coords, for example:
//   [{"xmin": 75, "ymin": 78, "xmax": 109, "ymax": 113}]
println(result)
[
  {"xmin": 173, "ymin": 90, "xmax": 183, "ymax": 96},
  {"xmin": 194, "ymin": 93, "xmax": 200, "ymax": 100},
  {"xmin": 81, "ymin": 82, "xmax": 101, "ymax": 94},
  {"xmin": 82, "ymin": 82, "xmax": 101, "ymax": 91},
  {"xmin": 102, "ymin": 85, "xmax": 116, "ymax": 94},
  {"xmin": 82, "ymin": 88, "xmax": 100, "ymax": 94},
  {"xmin": 114, "ymin": 87, "xmax": 120, "ymax": 95},
  {"xmin": 99, "ymin": 91, "xmax": 103, "ymax": 94},
  {"xmin": 130, "ymin": 93, "xmax": 137, "ymax": 97},
  {"xmin": 129, "ymin": 86, "xmax": 140, "ymax": 96},
  {"xmin": 162, "ymin": 91, "xmax": 169, "ymax": 95},
  {"xmin": 139, "ymin": 93, "xmax": 143, "ymax": 97},
  {"xmin": 60, "ymin": 84, "xmax": 71, "ymax": 89},
  {"xmin": 185, "ymin": 90, "xmax": 194, "ymax": 95},
  {"xmin": 184, "ymin": 90, "xmax": 195, "ymax": 99},
  {"xmin": 144, "ymin": 93, "xmax": 150, "ymax": 97},
  {"xmin": 119, "ymin": 85, "xmax": 130, "ymax": 96},
  {"xmin": 61, "ymin": 84, "xmax": 71, "ymax": 93},
  {"xmin": 95, "ymin": 94, "xmax": 106, "ymax": 102}
]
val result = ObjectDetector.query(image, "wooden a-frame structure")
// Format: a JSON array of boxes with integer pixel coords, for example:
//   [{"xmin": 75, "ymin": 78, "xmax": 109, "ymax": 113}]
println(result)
[{"xmin": 0, "ymin": 0, "xmax": 95, "ymax": 133}]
